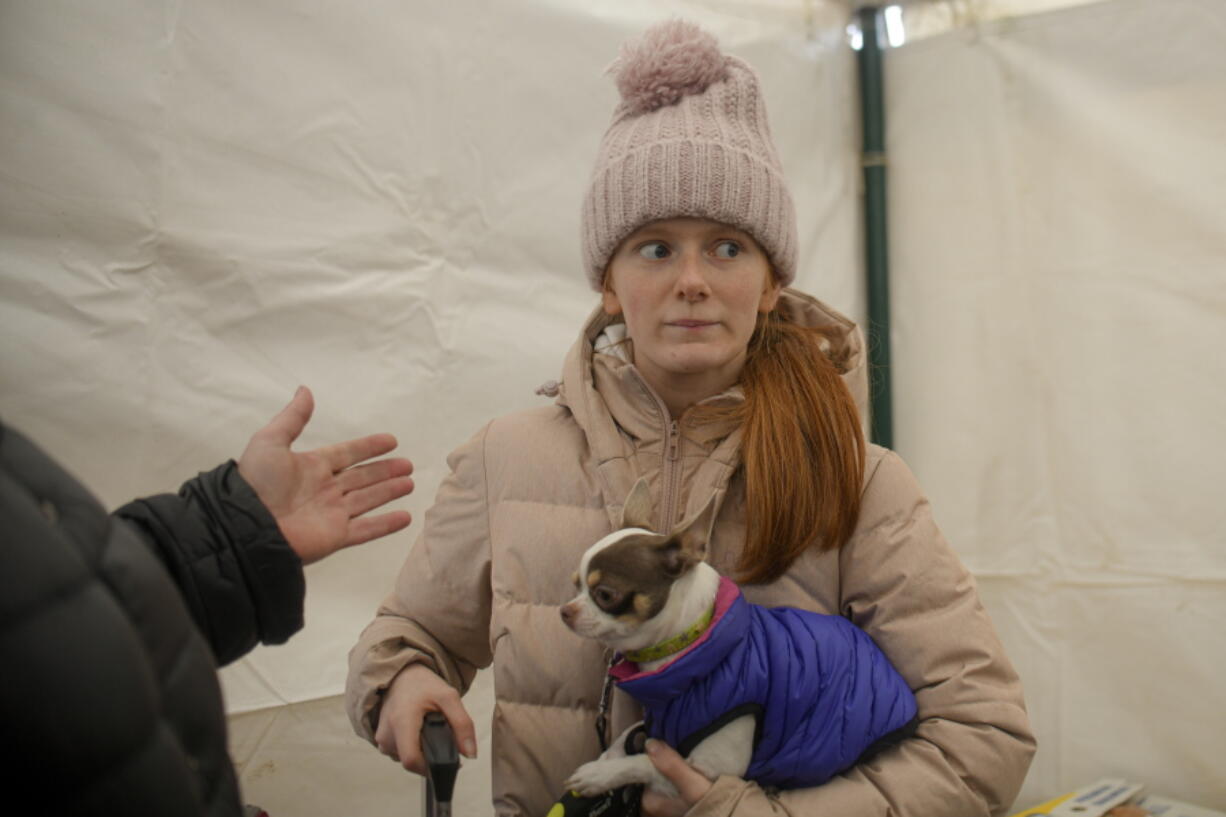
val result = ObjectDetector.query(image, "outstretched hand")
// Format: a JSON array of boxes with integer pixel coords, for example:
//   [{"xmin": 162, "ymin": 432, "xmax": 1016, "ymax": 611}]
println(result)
[
  {"xmin": 640, "ymin": 739, "xmax": 713, "ymax": 817},
  {"xmin": 238, "ymin": 386, "xmax": 414, "ymax": 564}
]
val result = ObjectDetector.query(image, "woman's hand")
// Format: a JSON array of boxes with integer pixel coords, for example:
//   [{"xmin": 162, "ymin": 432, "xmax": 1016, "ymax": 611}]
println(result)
[
  {"xmin": 640, "ymin": 739, "xmax": 714, "ymax": 817},
  {"xmin": 238, "ymin": 386, "xmax": 414, "ymax": 564},
  {"xmin": 374, "ymin": 664, "xmax": 478, "ymax": 774}
]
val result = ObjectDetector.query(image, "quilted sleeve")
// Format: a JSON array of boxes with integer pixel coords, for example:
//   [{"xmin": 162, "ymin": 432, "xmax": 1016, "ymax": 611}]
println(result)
[
  {"xmin": 345, "ymin": 422, "xmax": 495, "ymax": 740},
  {"xmin": 115, "ymin": 460, "xmax": 304, "ymax": 666}
]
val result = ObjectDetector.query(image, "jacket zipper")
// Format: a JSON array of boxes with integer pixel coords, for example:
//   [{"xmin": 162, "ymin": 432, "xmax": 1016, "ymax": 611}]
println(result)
[
  {"xmin": 638, "ymin": 375, "xmax": 684, "ymax": 532},
  {"xmin": 661, "ymin": 418, "xmax": 682, "ymax": 532}
]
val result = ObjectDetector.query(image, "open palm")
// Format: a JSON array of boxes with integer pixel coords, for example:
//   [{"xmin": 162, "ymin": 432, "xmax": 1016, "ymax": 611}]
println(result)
[{"xmin": 238, "ymin": 387, "xmax": 414, "ymax": 564}]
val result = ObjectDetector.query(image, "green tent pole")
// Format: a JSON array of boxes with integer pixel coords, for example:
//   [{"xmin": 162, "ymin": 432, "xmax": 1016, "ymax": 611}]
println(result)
[{"xmin": 856, "ymin": 6, "xmax": 894, "ymax": 448}]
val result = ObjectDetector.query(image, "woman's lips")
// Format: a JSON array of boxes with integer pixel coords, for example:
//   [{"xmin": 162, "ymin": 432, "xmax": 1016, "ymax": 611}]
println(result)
[{"xmin": 669, "ymin": 320, "xmax": 717, "ymax": 328}]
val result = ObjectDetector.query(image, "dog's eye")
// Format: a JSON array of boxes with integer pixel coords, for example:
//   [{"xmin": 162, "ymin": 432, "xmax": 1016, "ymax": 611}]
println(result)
[{"xmin": 592, "ymin": 586, "xmax": 623, "ymax": 609}]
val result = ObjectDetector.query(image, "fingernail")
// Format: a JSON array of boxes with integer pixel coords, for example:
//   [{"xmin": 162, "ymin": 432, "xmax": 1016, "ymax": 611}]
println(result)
[
  {"xmin": 463, "ymin": 739, "xmax": 477, "ymax": 758},
  {"xmin": 645, "ymin": 738, "xmax": 660, "ymax": 755}
]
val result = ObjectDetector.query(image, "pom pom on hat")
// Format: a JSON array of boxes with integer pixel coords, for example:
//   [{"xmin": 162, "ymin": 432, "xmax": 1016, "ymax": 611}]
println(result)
[{"xmin": 610, "ymin": 19, "xmax": 728, "ymax": 115}]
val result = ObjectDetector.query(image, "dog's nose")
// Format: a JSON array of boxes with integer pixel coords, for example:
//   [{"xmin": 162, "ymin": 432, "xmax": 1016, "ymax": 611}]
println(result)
[{"xmin": 560, "ymin": 604, "xmax": 575, "ymax": 626}]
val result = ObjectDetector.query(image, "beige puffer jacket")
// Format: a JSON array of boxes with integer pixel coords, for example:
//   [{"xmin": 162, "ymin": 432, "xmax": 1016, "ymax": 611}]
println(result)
[{"xmin": 346, "ymin": 290, "xmax": 1035, "ymax": 817}]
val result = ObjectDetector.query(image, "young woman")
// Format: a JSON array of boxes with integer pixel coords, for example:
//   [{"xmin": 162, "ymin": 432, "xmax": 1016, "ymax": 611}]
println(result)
[{"xmin": 346, "ymin": 20, "xmax": 1034, "ymax": 817}]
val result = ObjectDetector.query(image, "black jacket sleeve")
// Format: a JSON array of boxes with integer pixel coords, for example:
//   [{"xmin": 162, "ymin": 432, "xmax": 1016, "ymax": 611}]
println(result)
[{"xmin": 116, "ymin": 461, "xmax": 305, "ymax": 665}]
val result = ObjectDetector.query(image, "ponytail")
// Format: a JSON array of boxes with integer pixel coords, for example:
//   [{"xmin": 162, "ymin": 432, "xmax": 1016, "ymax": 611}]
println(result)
[{"xmin": 705, "ymin": 310, "xmax": 865, "ymax": 584}]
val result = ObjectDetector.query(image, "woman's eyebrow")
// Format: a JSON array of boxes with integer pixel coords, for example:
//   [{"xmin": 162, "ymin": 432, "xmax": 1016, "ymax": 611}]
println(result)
[
  {"xmin": 627, "ymin": 226, "xmax": 677, "ymax": 242},
  {"xmin": 629, "ymin": 224, "xmax": 749, "ymax": 243}
]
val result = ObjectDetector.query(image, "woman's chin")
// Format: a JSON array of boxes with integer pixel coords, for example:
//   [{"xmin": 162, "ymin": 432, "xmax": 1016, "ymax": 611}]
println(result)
[{"xmin": 659, "ymin": 350, "xmax": 742, "ymax": 378}]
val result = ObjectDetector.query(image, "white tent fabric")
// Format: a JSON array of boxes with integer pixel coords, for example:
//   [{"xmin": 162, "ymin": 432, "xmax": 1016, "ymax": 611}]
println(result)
[
  {"xmin": 885, "ymin": 0, "xmax": 1226, "ymax": 808},
  {"xmin": 1, "ymin": 0, "xmax": 1223, "ymax": 814}
]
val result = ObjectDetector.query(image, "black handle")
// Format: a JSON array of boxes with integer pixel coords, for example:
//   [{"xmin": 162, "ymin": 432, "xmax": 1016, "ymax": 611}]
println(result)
[{"xmin": 421, "ymin": 711, "xmax": 460, "ymax": 807}]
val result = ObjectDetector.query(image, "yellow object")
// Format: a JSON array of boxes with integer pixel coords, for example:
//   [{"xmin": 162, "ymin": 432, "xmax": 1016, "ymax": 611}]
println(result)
[
  {"xmin": 1009, "ymin": 793, "xmax": 1076, "ymax": 817},
  {"xmin": 546, "ymin": 804, "xmax": 565, "ymax": 817}
]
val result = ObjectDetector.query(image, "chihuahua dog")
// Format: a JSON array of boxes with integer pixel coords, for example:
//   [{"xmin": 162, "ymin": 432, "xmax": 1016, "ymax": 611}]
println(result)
[{"xmin": 559, "ymin": 479, "xmax": 918, "ymax": 799}]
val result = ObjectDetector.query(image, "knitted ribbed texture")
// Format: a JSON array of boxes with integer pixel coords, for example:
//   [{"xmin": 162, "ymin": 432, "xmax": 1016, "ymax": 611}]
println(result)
[{"xmin": 581, "ymin": 21, "xmax": 798, "ymax": 291}]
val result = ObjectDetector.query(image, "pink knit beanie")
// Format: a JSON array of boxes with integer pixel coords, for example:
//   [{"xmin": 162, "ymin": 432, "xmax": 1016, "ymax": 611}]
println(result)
[{"xmin": 581, "ymin": 20, "xmax": 798, "ymax": 291}]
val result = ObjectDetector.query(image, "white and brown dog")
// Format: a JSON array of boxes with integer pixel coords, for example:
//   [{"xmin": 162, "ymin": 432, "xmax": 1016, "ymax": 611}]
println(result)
[
  {"xmin": 559, "ymin": 478, "xmax": 918, "ymax": 799},
  {"xmin": 560, "ymin": 479, "xmax": 744, "ymax": 798}
]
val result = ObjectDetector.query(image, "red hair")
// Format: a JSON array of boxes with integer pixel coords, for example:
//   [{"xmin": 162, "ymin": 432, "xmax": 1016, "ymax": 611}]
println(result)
[{"xmin": 700, "ymin": 309, "xmax": 865, "ymax": 583}]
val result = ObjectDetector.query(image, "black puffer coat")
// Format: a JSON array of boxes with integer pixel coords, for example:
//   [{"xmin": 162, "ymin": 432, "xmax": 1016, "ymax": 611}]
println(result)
[{"xmin": 0, "ymin": 420, "xmax": 305, "ymax": 816}]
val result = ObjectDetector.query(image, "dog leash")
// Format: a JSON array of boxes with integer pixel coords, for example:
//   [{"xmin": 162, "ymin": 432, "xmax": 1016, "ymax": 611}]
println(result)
[
  {"xmin": 595, "ymin": 652, "xmax": 617, "ymax": 751},
  {"xmin": 555, "ymin": 654, "xmax": 645, "ymax": 817}
]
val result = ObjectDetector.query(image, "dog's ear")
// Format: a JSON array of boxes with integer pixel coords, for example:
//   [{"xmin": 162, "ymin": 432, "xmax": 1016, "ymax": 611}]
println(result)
[
  {"xmin": 670, "ymin": 492, "xmax": 719, "ymax": 563},
  {"xmin": 656, "ymin": 541, "xmax": 693, "ymax": 578},
  {"xmin": 621, "ymin": 477, "xmax": 654, "ymax": 531}
]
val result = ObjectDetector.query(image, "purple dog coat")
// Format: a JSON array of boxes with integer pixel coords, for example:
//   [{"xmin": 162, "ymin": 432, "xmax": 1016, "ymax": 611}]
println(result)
[{"xmin": 609, "ymin": 578, "xmax": 917, "ymax": 789}]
